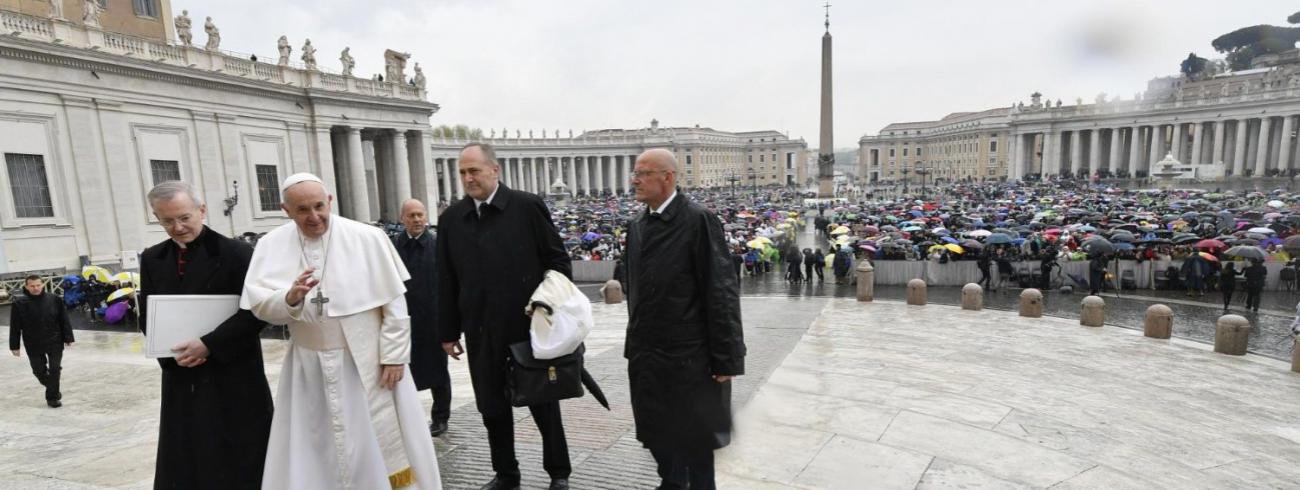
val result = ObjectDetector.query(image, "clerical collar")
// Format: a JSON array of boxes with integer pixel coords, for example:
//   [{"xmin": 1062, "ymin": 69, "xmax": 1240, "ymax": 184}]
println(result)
[
  {"xmin": 173, "ymin": 227, "xmax": 206, "ymax": 250},
  {"xmin": 407, "ymin": 230, "xmax": 424, "ymax": 241},
  {"xmin": 473, "ymin": 184, "xmax": 500, "ymax": 210},
  {"xmin": 651, "ymin": 190, "xmax": 677, "ymax": 215}
]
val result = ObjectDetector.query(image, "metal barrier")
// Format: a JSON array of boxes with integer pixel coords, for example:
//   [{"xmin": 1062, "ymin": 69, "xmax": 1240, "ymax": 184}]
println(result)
[{"xmin": 0, "ymin": 268, "xmax": 69, "ymax": 304}]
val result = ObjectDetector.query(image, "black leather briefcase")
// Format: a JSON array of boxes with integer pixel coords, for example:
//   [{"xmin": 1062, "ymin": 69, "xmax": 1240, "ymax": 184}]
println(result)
[{"xmin": 505, "ymin": 341, "xmax": 585, "ymax": 407}]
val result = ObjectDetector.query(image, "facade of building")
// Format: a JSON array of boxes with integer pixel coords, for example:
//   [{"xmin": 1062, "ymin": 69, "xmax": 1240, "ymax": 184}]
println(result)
[
  {"xmin": 426, "ymin": 120, "xmax": 807, "ymax": 200},
  {"xmin": 0, "ymin": 3, "xmax": 437, "ymax": 273},
  {"xmin": 858, "ymin": 109, "xmax": 1012, "ymax": 184},
  {"xmin": 860, "ymin": 52, "xmax": 1300, "ymax": 184}
]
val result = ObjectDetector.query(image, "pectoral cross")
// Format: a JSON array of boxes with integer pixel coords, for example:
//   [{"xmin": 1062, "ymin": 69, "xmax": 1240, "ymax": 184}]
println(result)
[{"xmin": 311, "ymin": 289, "xmax": 330, "ymax": 316}]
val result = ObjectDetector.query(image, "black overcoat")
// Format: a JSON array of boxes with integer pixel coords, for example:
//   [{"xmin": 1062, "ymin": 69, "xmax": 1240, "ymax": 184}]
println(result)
[
  {"xmin": 394, "ymin": 230, "xmax": 449, "ymax": 391},
  {"xmin": 624, "ymin": 192, "xmax": 745, "ymax": 452},
  {"xmin": 8, "ymin": 290, "xmax": 72, "ymax": 353},
  {"xmin": 138, "ymin": 227, "xmax": 273, "ymax": 490},
  {"xmin": 436, "ymin": 184, "xmax": 571, "ymax": 416}
]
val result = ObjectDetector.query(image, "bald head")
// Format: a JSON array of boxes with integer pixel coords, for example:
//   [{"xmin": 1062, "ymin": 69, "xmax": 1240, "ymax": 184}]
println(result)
[
  {"xmin": 638, "ymin": 148, "xmax": 678, "ymax": 172},
  {"xmin": 632, "ymin": 149, "xmax": 678, "ymax": 208},
  {"xmin": 400, "ymin": 198, "xmax": 429, "ymax": 238}
]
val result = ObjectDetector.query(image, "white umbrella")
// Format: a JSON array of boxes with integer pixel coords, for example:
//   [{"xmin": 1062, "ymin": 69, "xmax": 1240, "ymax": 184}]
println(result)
[
  {"xmin": 967, "ymin": 229, "xmax": 992, "ymax": 238},
  {"xmin": 1267, "ymin": 200, "xmax": 1285, "ymax": 208},
  {"xmin": 1247, "ymin": 227, "xmax": 1276, "ymax": 234}
]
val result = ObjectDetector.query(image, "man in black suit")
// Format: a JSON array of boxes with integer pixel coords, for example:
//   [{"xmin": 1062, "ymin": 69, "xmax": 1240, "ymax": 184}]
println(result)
[
  {"xmin": 139, "ymin": 181, "xmax": 273, "ymax": 489},
  {"xmin": 437, "ymin": 143, "xmax": 572, "ymax": 490},
  {"xmin": 624, "ymin": 149, "xmax": 745, "ymax": 490},
  {"xmin": 394, "ymin": 198, "xmax": 452, "ymax": 437},
  {"xmin": 9, "ymin": 275, "xmax": 73, "ymax": 407}
]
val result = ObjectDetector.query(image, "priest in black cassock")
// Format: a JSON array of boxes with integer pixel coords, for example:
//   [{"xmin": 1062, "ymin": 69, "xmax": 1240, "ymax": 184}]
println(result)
[
  {"xmin": 394, "ymin": 198, "xmax": 452, "ymax": 437},
  {"xmin": 139, "ymin": 181, "xmax": 273, "ymax": 489}
]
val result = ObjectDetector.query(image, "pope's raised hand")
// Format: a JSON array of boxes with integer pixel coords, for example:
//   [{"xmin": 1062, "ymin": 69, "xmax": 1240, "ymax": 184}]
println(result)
[{"xmin": 285, "ymin": 268, "xmax": 319, "ymax": 307}]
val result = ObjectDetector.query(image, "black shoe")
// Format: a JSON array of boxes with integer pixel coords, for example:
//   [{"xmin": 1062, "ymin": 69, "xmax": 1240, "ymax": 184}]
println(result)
[
  {"xmin": 549, "ymin": 478, "xmax": 569, "ymax": 490},
  {"xmin": 479, "ymin": 476, "xmax": 520, "ymax": 490},
  {"xmin": 47, "ymin": 399, "xmax": 61, "ymax": 408},
  {"xmin": 429, "ymin": 419, "xmax": 448, "ymax": 437}
]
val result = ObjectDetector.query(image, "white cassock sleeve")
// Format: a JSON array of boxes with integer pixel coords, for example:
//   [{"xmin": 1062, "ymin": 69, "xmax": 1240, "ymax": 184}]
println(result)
[
  {"xmin": 249, "ymin": 287, "xmax": 305, "ymax": 326},
  {"xmin": 380, "ymin": 294, "xmax": 411, "ymax": 365}
]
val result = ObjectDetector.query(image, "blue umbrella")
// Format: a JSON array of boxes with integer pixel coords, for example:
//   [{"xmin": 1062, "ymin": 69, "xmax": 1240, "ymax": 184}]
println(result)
[
  {"xmin": 581, "ymin": 232, "xmax": 601, "ymax": 241},
  {"xmin": 941, "ymin": 236, "xmax": 960, "ymax": 244},
  {"xmin": 986, "ymin": 233, "xmax": 1014, "ymax": 244}
]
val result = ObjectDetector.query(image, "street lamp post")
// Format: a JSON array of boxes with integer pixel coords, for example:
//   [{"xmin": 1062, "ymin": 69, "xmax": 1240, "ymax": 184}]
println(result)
[
  {"xmin": 915, "ymin": 167, "xmax": 932, "ymax": 198},
  {"xmin": 901, "ymin": 168, "xmax": 910, "ymax": 195},
  {"xmin": 747, "ymin": 168, "xmax": 757, "ymax": 196},
  {"xmin": 725, "ymin": 171, "xmax": 740, "ymax": 197}
]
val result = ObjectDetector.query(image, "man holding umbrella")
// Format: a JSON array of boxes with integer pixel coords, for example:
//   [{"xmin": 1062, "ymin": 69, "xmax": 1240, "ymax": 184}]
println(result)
[{"xmin": 1244, "ymin": 258, "xmax": 1267, "ymax": 312}]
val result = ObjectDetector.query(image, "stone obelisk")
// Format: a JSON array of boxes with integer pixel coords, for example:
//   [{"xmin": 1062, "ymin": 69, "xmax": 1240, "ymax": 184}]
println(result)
[{"xmin": 817, "ymin": 4, "xmax": 834, "ymax": 197}]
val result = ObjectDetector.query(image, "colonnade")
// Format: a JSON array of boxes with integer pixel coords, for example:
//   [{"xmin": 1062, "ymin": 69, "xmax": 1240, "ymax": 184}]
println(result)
[
  {"xmin": 1010, "ymin": 114, "xmax": 1300, "ymax": 179},
  {"xmin": 431, "ymin": 153, "xmax": 639, "ymax": 200},
  {"xmin": 329, "ymin": 127, "xmax": 440, "ymax": 223}
]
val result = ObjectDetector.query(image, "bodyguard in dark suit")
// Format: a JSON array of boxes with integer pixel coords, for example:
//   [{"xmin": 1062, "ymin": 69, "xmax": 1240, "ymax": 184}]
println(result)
[
  {"xmin": 139, "ymin": 182, "xmax": 273, "ymax": 489},
  {"xmin": 437, "ymin": 143, "xmax": 573, "ymax": 490},
  {"xmin": 624, "ymin": 149, "xmax": 746, "ymax": 490},
  {"xmin": 9, "ymin": 275, "xmax": 74, "ymax": 407},
  {"xmin": 394, "ymin": 198, "xmax": 452, "ymax": 437}
]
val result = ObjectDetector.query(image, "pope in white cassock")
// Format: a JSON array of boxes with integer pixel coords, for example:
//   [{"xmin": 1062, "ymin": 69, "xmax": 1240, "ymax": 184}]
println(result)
[{"xmin": 241, "ymin": 173, "xmax": 441, "ymax": 489}]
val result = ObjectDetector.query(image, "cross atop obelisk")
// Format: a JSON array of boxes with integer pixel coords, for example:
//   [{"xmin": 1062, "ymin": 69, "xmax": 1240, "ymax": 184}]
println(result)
[{"xmin": 817, "ymin": 2, "xmax": 835, "ymax": 197}]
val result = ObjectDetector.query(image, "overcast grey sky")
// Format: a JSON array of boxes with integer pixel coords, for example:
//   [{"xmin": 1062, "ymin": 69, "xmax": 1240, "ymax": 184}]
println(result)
[{"xmin": 174, "ymin": 0, "xmax": 1297, "ymax": 149}]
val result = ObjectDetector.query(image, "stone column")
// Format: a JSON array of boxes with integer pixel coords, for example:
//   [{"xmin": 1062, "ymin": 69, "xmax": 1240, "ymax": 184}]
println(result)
[
  {"xmin": 585, "ymin": 156, "xmax": 595, "ymax": 195},
  {"xmin": 1107, "ymin": 128, "xmax": 1123, "ymax": 175},
  {"xmin": 1211, "ymin": 120, "xmax": 1226, "ymax": 165},
  {"xmin": 440, "ymin": 159, "xmax": 454, "ymax": 202},
  {"xmin": 345, "ymin": 127, "xmax": 370, "ymax": 221},
  {"xmin": 1069, "ymin": 131, "xmax": 1083, "ymax": 176},
  {"xmin": 566, "ymin": 157, "xmax": 578, "ymax": 196},
  {"xmin": 312, "ymin": 126, "xmax": 339, "ymax": 199},
  {"xmin": 1278, "ymin": 115, "xmax": 1294, "ymax": 173},
  {"xmin": 409, "ymin": 131, "xmax": 437, "ymax": 217},
  {"xmin": 1171, "ymin": 123, "xmax": 1184, "ymax": 161},
  {"xmin": 1148, "ymin": 125, "xmax": 1163, "ymax": 172},
  {"xmin": 1233, "ymin": 120, "xmax": 1249, "ymax": 176},
  {"xmin": 1256, "ymin": 117, "xmax": 1273, "ymax": 175},
  {"xmin": 1041, "ymin": 132, "xmax": 1056, "ymax": 176},
  {"xmin": 1089, "ymin": 129, "xmax": 1102, "ymax": 176},
  {"xmin": 595, "ymin": 155, "xmax": 606, "ymax": 195},
  {"xmin": 391, "ymin": 131, "xmax": 412, "ymax": 215},
  {"xmin": 1190, "ymin": 122, "xmax": 1204, "ymax": 164},
  {"xmin": 1128, "ymin": 126, "xmax": 1143, "ymax": 175},
  {"xmin": 452, "ymin": 158, "xmax": 464, "ymax": 199},
  {"xmin": 542, "ymin": 157, "xmax": 553, "ymax": 193}
]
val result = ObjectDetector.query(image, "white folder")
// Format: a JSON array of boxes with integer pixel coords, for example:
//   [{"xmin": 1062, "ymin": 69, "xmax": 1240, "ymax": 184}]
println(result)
[{"xmin": 144, "ymin": 295, "xmax": 241, "ymax": 359}]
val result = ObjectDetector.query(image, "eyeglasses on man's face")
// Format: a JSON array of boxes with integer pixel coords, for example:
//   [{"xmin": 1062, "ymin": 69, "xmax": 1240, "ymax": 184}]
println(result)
[{"xmin": 631, "ymin": 169, "xmax": 670, "ymax": 179}]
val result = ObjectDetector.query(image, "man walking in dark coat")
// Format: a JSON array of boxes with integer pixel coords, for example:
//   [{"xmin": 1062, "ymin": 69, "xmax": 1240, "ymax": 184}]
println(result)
[
  {"xmin": 10, "ymin": 275, "xmax": 74, "ymax": 407},
  {"xmin": 437, "ymin": 143, "xmax": 573, "ymax": 490},
  {"xmin": 138, "ymin": 182, "xmax": 273, "ymax": 489},
  {"xmin": 394, "ymin": 198, "xmax": 452, "ymax": 437},
  {"xmin": 1244, "ymin": 259, "xmax": 1267, "ymax": 312},
  {"xmin": 625, "ymin": 149, "xmax": 746, "ymax": 490}
]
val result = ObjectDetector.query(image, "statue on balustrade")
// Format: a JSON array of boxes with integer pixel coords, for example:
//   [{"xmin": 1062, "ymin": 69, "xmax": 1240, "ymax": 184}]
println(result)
[
  {"xmin": 82, "ymin": 0, "xmax": 101, "ymax": 28},
  {"xmin": 412, "ymin": 63, "xmax": 426, "ymax": 90},
  {"xmin": 340, "ymin": 47, "xmax": 355, "ymax": 76},
  {"xmin": 47, "ymin": 0, "xmax": 64, "ymax": 19},
  {"xmin": 175, "ymin": 10, "xmax": 192, "ymax": 46},
  {"xmin": 1095, "ymin": 92, "xmax": 1107, "ymax": 104},
  {"xmin": 383, "ymin": 49, "xmax": 410, "ymax": 83},
  {"xmin": 301, "ymin": 39, "xmax": 317, "ymax": 70},
  {"xmin": 204, "ymin": 17, "xmax": 221, "ymax": 51},
  {"xmin": 277, "ymin": 36, "xmax": 291, "ymax": 66}
]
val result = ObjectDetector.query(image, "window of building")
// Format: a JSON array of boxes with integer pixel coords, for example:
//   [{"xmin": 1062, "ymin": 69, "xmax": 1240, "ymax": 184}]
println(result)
[
  {"xmin": 748, "ymin": 155, "xmax": 752, "ymax": 163},
  {"xmin": 4, "ymin": 153, "xmax": 54, "ymax": 218},
  {"xmin": 132, "ymin": 0, "xmax": 159, "ymax": 17},
  {"xmin": 686, "ymin": 155, "xmax": 692, "ymax": 165},
  {"xmin": 255, "ymin": 165, "xmax": 281, "ymax": 212},
  {"xmin": 989, "ymin": 141, "xmax": 998, "ymax": 153},
  {"xmin": 916, "ymin": 148, "xmax": 923, "ymax": 156},
  {"xmin": 889, "ymin": 149, "xmax": 895, "ymax": 157},
  {"xmin": 759, "ymin": 155, "xmax": 764, "ymax": 162},
  {"xmin": 903, "ymin": 148, "xmax": 909, "ymax": 156},
  {"xmin": 150, "ymin": 159, "xmax": 181, "ymax": 185}
]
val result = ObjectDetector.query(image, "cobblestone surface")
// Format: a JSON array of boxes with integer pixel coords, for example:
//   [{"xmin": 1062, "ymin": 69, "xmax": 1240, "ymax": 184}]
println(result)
[{"xmin": 433, "ymin": 297, "xmax": 825, "ymax": 489}]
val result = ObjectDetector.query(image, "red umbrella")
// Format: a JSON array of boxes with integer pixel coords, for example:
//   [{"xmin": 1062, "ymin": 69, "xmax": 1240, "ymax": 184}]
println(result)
[
  {"xmin": 1198, "ymin": 251, "xmax": 1219, "ymax": 262},
  {"xmin": 1195, "ymin": 239, "xmax": 1227, "ymax": 250}
]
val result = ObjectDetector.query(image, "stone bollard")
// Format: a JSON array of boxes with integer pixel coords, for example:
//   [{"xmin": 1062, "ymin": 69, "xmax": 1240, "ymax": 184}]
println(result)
[
  {"xmin": 961, "ymin": 283, "xmax": 983, "ymax": 311},
  {"xmin": 1019, "ymin": 289, "xmax": 1043, "ymax": 318},
  {"xmin": 1080, "ymin": 295, "xmax": 1104, "ymax": 327},
  {"xmin": 906, "ymin": 278, "xmax": 927, "ymax": 306},
  {"xmin": 601, "ymin": 279, "xmax": 623, "ymax": 304},
  {"xmin": 1293, "ymin": 339, "xmax": 1300, "ymax": 374},
  {"xmin": 1143, "ymin": 304, "xmax": 1173, "ymax": 339},
  {"xmin": 856, "ymin": 260, "xmax": 875, "ymax": 302},
  {"xmin": 1213, "ymin": 315, "xmax": 1251, "ymax": 356}
]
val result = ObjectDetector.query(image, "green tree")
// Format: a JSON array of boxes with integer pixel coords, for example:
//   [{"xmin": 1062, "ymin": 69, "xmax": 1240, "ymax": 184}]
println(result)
[
  {"xmin": 1179, "ymin": 52, "xmax": 1208, "ymax": 79},
  {"xmin": 432, "ymin": 124, "xmax": 483, "ymax": 139},
  {"xmin": 1211, "ymin": 12, "xmax": 1300, "ymax": 71}
]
